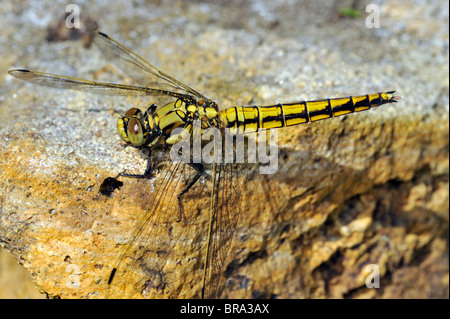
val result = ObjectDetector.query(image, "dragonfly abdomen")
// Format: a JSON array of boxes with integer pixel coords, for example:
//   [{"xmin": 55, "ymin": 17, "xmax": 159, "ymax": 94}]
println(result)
[{"xmin": 220, "ymin": 91, "xmax": 400, "ymax": 134}]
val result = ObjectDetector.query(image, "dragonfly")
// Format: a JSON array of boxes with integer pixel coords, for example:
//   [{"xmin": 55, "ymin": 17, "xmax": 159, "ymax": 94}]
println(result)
[{"xmin": 8, "ymin": 31, "xmax": 400, "ymax": 298}]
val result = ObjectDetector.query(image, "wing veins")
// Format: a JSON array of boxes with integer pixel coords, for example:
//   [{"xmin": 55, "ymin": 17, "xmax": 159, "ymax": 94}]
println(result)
[
  {"xmin": 92, "ymin": 31, "xmax": 206, "ymax": 99},
  {"xmin": 8, "ymin": 69, "xmax": 188, "ymax": 98}
]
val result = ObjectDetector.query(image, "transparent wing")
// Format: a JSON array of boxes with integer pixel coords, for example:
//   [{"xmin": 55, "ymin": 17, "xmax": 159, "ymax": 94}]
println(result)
[
  {"xmin": 8, "ymin": 69, "xmax": 190, "ymax": 99},
  {"xmin": 106, "ymin": 152, "xmax": 206, "ymax": 298},
  {"xmin": 92, "ymin": 31, "xmax": 206, "ymax": 100},
  {"xmin": 202, "ymin": 137, "xmax": 249, "ymax": 299}
]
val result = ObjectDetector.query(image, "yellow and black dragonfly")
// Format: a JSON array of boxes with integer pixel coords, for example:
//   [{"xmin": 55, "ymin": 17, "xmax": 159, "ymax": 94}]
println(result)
[{"xmin": 8, "ymin": 31, "xmax": 400, "ymax": 298}]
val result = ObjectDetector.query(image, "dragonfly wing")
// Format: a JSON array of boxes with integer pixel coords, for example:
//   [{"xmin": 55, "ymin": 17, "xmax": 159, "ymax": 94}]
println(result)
[
  {"xmin": 92, "ymin": 31, "xmax": 206, "ymax": 100},
  {"xmin": 8, "ymin": 69, "xmax": 188, "ymax": 98},
  {"xmin": 106, "ymin": 152, "xmax": 204, "ymax": 298},
  {"xmin": 203, "ymin": 154, "xmax": 248, "ymax": 298}
]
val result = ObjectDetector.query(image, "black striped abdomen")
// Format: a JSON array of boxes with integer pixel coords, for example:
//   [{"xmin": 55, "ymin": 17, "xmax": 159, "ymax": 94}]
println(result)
[{"xmin": 219, "ymin": 91, "xmax": 399, "ymax": 134}]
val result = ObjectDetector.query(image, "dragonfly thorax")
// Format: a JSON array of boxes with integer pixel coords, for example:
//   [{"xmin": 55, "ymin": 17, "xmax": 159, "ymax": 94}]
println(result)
[{"xmin": 117, "ymin": 104, "xmax": 161, "ymax": 148}]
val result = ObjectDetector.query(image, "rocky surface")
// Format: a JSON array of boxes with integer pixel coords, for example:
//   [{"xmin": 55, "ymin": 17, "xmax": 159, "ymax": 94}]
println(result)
[{"xmin": 0, "ymin": 0, "xmax": 448, "ymax": 298}]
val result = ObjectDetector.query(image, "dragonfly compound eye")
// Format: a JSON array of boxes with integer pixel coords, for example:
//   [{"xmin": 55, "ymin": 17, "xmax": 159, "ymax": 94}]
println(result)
[
  {"xmin": 125, "ymin": 107, "xmax": 142, "ymax": 119},
  {"xmin": 126, "ymin": 117, "xmax": 145, "ymax": 146}
]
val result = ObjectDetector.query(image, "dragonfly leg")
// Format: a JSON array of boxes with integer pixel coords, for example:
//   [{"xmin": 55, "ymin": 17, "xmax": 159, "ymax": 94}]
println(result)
[
  {"xmin": 100, "ymin": 150, "xmax": 152, "ymax": 196},
  {"xmin": 115, "ymin": 149, "xmax": 153, "ymax": 179},
  {"xmin": 177, "ymin": 163, "xmax": 204, "ymax": 222}
]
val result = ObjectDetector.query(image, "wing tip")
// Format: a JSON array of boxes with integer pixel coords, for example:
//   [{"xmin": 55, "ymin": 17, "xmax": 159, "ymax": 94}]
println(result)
[
  {"xmin": 9, "ymin": 69, "xmax": 30, "ymax": 75},
  {"xmin": 107, "ymin": 268, "xmax": 117, "ymax": 285},
  {"xmin": 95, "ymin": 31, "xmax": 109, "ymax": 39}
]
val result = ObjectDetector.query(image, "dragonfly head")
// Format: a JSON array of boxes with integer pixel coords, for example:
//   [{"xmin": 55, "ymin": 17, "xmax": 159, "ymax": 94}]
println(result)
[{"xmin": 117, "ymin": 104, "xmax": 159, "ymax": 147}]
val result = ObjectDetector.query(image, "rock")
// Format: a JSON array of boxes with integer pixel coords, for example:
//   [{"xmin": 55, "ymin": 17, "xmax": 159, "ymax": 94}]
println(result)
[{"xmin": 0, "ymin": 0, "xmax": 448, "ymax": 299}]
